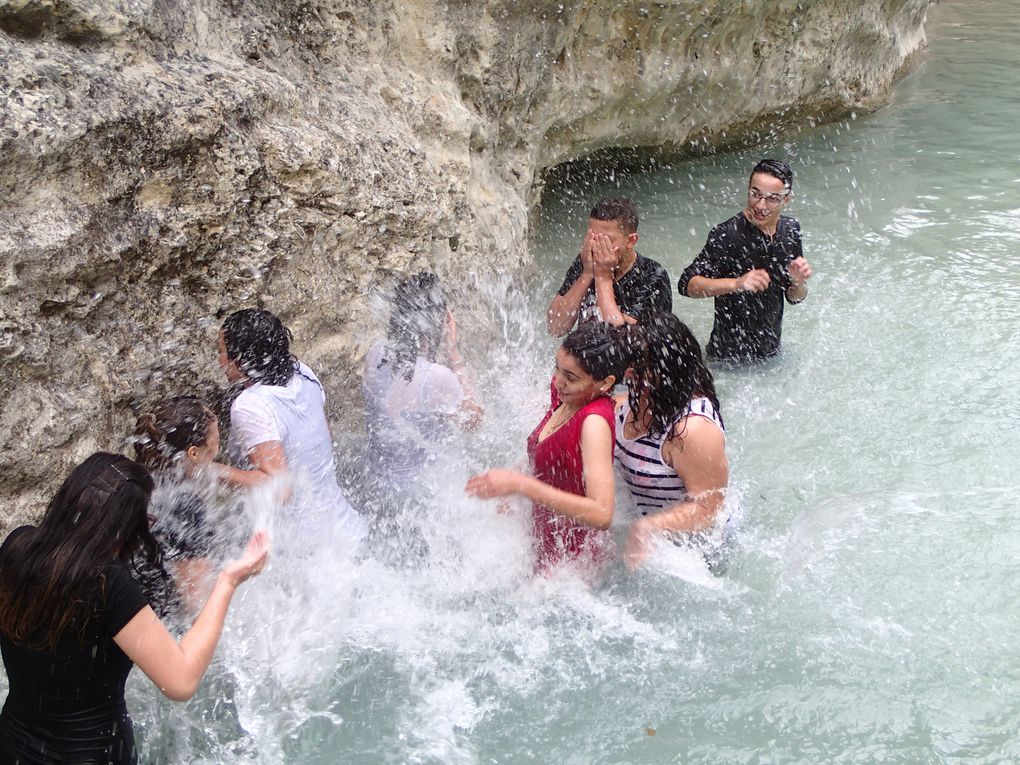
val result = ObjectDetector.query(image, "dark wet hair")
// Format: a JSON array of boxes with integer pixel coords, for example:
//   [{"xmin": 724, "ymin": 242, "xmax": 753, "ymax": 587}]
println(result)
[
  {"xmin": 133, "ymin": 397, "xmax": 216, "ymax": 472},
  {"xmin": 619, "ymin": 312, "xmax": 722, "ymax": 443},
  {"xmin": 381, "ymin": 272, "xmax": 448, "ymax": 382},
  {"xmin": 0, "ymin": 453, "xmax": 160, "ymax": 651},
  {"xmin": 751, "ymin": 158, "xmax": 793, "ymax": 192},
  {"xmin": 560, "ymin": 321, "xmax": 626, "ymax": 383},
  {"xmin": 590, "ymin": 197, "xmax": 638, "ymax": 234},
  {"xmin": 222, "ymin": 308, "xmax": 296, "ymax": 386}
]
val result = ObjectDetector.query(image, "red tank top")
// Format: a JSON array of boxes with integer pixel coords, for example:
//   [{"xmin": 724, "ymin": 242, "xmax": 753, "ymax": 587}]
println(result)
[{"xmin": 526, "ymin": 395, "xmax": 616, "ymax": 571}]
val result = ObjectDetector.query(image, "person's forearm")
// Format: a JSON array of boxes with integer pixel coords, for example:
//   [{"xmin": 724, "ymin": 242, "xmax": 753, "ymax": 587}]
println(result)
[
  {"xmin": 593, "ymin": 273, "xmax": 627, "ymax": 326},
  {"xmin": 446, "ymin": 351, "xmax": 484, "ymax": 428},
  {"xmin": 547, "ymin": 276, "xmax": 592, "ymax": 336},
  {"xmin": 645, "ymin": 493, "xmax": 722, "ymax": 534},
  {"xmin": 685, "ymin": 275, "xmax": 741, "ymax": 298},
  {"xmin": 166, "ymin": 573, "xmax": 239, "ymax": 700},
  {"xmin": 172, "ymin": 559, "xmax": 215, "ymax": 615},
  {"xmin": 448, "ymin": 348, "xmax": 475, "ymax": 396},
  {"xmin": 516, "ymin": 474, "xmax": 612, "ymax": 529},
  {"xmin": 214, "ymin": 462, "xmax": 271, "ymax": 489}
]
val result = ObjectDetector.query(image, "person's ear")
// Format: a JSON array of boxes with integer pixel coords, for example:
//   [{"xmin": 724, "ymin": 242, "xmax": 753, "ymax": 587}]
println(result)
[
  {"xmin": 185, "ymin": 445, "xmax": 200, "ymax": 462},
  {"xmin": 628, "ymin": 232, "xmax": 639, "ymax": 247},
  {"xmin": 599, "ymin": 374, "xmax": 617, "ymax": 393}
]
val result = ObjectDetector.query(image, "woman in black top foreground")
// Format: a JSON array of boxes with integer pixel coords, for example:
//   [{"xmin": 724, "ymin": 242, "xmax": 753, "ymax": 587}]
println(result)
[{"xmin": 0, "ymin": 453, "xmax": 268, "ymax": 765}]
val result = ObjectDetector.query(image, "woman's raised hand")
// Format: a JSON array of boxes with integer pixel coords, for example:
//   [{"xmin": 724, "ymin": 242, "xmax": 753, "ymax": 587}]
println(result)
[
  {"xmin": 445, "ymin": 309, "xmax": 460, "ymax": 350},
  {"xmin": 222, "ymin": 531, "xmax": 270, "ymax": 588}
]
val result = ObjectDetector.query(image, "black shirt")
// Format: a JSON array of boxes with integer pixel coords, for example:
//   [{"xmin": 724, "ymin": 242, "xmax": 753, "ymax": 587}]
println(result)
[
  {"xmin": 678, "ymin": 213, "xmax": 803, "ymax": 361},
  {"xmin": 557, "ymin": 252, "xmax": 672, "ymax": 326},
  {"xmin": 0, "ymin": 527, "xmax": 149, "ymax": 765}
]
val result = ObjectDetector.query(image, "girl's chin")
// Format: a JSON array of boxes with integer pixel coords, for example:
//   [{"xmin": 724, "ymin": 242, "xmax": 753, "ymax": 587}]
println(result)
[{"xmin": 562, "ymin": 394, "xmax": 596, "ymax": 407}]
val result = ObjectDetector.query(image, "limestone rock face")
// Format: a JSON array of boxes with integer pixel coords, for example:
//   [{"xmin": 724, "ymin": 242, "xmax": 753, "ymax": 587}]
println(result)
[{"xmin": 0, "ymin": 0, "xmax": 930, "ymax": 521}]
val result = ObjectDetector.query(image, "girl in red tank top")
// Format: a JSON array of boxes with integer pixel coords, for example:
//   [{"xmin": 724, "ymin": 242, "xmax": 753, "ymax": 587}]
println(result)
[{"xmin": 466, "ymin": 323, "xmax": 624, "ymax": 572}]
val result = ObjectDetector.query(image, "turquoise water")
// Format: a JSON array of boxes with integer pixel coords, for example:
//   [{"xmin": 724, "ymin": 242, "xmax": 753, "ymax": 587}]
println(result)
[
  {"xmin": 526, "ymin": 1, "xmax": 1020, "ymax": 761},
  {"xmin": 6, "ymin": 2, "xmax": 1020, "ymax": 763}
]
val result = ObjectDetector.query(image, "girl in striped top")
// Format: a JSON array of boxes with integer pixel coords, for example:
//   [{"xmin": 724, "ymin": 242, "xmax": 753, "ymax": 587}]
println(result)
[{"xmin": 615, "ymin": 312, "xmax": 732, "ymax": 568}]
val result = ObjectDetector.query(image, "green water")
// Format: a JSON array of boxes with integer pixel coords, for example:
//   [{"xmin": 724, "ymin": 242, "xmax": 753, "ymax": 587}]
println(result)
[
  {"xmin": 6, "ymin": 2, "xmax": 1020, "ymax": 763},
  {"xmin": 523, "ymin": 1, "xmax": 1020, "ymax": 761},
  {"xmin": 127, "ymin": 2, "xmax": 1020, "ymax": 762}
]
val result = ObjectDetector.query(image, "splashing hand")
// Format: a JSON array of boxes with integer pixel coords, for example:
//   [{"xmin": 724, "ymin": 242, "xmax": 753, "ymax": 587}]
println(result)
[
  {"xmin": 222, "ymin": 531, "xmax": 270, "ymax": 588},
  {"xmin": 736, "ymin": 268, "xmax": 771, "ymax": 293},
  {"xmin": 465, "ymin": 469, "xmax": 523, "ymax": 499},
  {"xmin": 788, "ymin": 256, "xmax": 812, "ymax": 286}
]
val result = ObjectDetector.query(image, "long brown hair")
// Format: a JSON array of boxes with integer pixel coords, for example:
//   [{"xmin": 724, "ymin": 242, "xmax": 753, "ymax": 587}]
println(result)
[
  {"xmin": 133, "ymin": 396, "xmax": 216, "ymax": 472},
  {"xmin": 0, "ymin": 453, "xmax": 157, "ymax": 651},
  {"xmin": 620, "ymin": 312, "xmax": 722, "ymax": 443}
]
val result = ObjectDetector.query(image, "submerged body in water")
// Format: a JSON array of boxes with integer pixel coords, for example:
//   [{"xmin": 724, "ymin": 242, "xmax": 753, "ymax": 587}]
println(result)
[{"xmin": 362, "ymin": 273, "xmax": 481, "ymax": 498}]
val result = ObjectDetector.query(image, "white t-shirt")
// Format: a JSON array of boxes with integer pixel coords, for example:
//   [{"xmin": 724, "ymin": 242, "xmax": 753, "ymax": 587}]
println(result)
[
  {"xmin": 362, "ymin": 340, "xmax": 464, "ymax": 485},
  {"xmin": 230, "ymin": 362, "xmax": 366, "ymax": 544}
]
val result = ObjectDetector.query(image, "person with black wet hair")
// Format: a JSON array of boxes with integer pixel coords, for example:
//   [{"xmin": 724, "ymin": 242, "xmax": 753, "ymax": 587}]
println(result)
[
  {"xmin": 0, "ymin": 453, "xmax": 267, "ymax": 765},
  {"xmin": 678, "ymin": 159, "xmax": 813, "ymax": 361},
  {"xmin": 547, "ymin": 197, "xmax": 672, "ymax": 336},
  {"xmin": 133, "ymin": 396, "xmax": 221, "ymax": 613},
  {"xmin": 614, "ymin": 313, "xmax": 735, "ymax": 569},
  {"xmin": 363, "ymin": 272, "xmax": 482, "ymax": 490},
  {"xmin": 466, "ymin": 322, "xmax": 625, "ymax": 572},
  {"xmin": 215, "ymin": 308, "xmax": 367, "ymax": 548}
]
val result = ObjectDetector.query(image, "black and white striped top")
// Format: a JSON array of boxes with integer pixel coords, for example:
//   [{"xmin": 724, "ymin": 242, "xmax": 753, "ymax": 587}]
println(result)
[{"xmin": 615, "ymin": 397, "xmax": 725, "ymax": 517}]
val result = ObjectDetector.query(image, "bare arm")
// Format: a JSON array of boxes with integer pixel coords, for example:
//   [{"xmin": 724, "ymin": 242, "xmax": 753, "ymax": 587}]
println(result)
[
  {"xmin": 547, "ymin": 233, "xmax": 595, "ymax": 336},
  {"xmin": 451, "ymin": 373, "xmax": 484, "ymax": 431},
  {"xmin": 114, "ymin": 532, "xmax": 269, "ymax": 701},
  {"xmin": 593, "ymin": 272, "xmax": 629, "ymax": 326},
  {"xmin": 624, "ymin": 416, "xmax": 729, "ymax": 567},
  {"xmin": 680, "ymin": 226, "xmax": 767, "ymax": 299},
  {"xmin": 214, "ymin": 440, "xmax": 288, "ymax": 490},
  {"xmin": 465, "ymin": 414, "xmax": 615, "ymax": 529},
  {"xmin": 547, "ymin": 278, "xmax": 592, "ymax": 336},
  {"xmin": 686, "ymin": 271, "xmax": 771, "ymax": 298},
  {"xmin": 443, "ymin": 310, "xmax": 484, "ymax": 430},
  {"xmin": 170, "ymin": 558, "xmax": 215, "ymax": 616}
]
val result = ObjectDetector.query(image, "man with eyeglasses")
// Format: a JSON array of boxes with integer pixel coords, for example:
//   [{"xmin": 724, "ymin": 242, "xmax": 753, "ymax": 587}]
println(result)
[{"xmin": 678, "ymin": 158, "xmax": 813, "ymax": 362}]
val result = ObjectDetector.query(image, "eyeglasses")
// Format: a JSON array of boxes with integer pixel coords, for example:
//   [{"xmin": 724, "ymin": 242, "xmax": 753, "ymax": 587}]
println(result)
[{"xmin": 748, "ymin": 187, "xmax": 790, "ymax": 206}]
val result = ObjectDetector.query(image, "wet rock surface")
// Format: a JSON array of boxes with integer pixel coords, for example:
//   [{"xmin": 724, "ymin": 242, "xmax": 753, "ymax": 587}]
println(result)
[{"xmin": 0, "ymin": 0, "xmax": 930, "ymax": 522}]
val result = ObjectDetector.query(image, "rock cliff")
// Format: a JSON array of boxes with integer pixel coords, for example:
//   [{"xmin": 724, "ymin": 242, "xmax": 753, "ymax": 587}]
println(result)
[{"xmin": 0, "ymin": 0, "xmax": 931, "ymax": 521}]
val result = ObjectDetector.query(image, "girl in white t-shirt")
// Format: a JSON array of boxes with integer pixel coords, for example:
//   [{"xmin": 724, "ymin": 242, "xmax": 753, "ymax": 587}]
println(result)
[
  {"xmin": 363, "ymin": 273, "xmax": 482, "ymax": 492},
  {"xmin": 215, "ymin": 308, "xmax": 366, "ymax": 547}
]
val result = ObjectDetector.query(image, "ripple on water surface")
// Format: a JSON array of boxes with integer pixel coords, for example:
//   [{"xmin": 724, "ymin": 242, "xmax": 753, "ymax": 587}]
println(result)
[{"xmin": 5, "ymin": 2, "xmax": 1020, "ymax": 762}]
